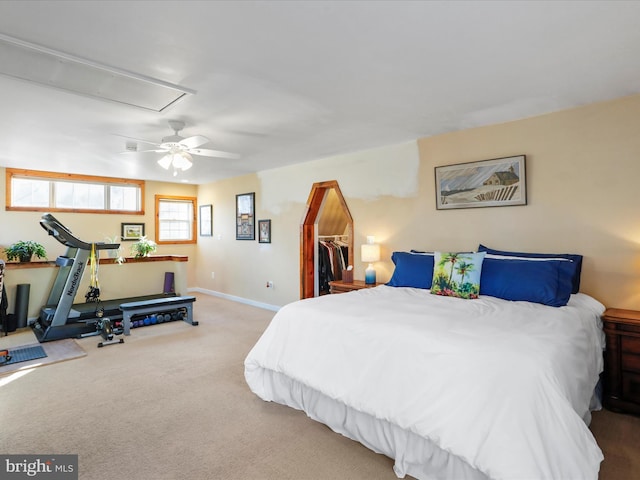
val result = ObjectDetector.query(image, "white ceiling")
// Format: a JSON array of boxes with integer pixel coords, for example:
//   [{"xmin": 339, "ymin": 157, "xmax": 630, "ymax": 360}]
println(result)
[{"xmin": 0, "ymin": 1, "xmax": 639, "ymax": 185}]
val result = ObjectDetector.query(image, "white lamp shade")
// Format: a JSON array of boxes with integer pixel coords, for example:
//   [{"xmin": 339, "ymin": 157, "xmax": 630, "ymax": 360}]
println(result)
[
  {"xmin": 361, "ymin": 243, "xmax": 380, "ymax": 263},
  {"xmin": 172, "ymin": 152, "xmax": 193, "ymax": 170},
  {"xmin": 157, "ymin": 155, "xmax": 172, "ymax": 169}
]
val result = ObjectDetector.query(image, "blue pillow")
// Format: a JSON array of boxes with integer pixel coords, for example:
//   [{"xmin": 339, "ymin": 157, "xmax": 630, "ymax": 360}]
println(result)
[
  {"xmin": 478, "ymin": 244, "xmax": 582, "ymax": 294},
  {"xmin": 480, "ymin": 256, "xmax": 572, "ymax": 307},
  {"xmin": 386, "ymin": 251, "xmax": 434, "ymax": 289}
]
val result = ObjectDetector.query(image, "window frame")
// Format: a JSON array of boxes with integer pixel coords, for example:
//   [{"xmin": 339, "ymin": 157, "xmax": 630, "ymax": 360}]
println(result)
[
  {"xmin": 154, "ymin": 194, "xmax": 197, "ymax": 245},
  {"xmin": 5, "ymin": 168, "xmax": 145, "ymax": 214}
]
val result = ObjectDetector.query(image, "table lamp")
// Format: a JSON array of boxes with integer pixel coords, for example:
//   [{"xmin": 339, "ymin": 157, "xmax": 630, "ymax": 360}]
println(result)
[{"xmin": 361, "ymin": 236, "xmax": 380, "ymax": 285}]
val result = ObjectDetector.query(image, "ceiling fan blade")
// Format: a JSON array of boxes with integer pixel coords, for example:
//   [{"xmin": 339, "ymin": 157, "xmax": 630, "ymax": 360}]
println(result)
[
  {"xmin": 188, "ymin": 148, "xmax": 241, "ymax": 159},
  {"xmin": 112, "ymin": 133, "xmax": 161, "ymax": 147},
  {"xmin": 179, "ymin": 135, "xmax": 210, "ymax": 149},
  {"xmin": 120, "ymin": 148, "xmax": 168, "ymax": 154}
]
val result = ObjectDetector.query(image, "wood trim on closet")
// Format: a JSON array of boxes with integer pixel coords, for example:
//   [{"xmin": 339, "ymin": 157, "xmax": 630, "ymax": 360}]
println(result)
[{"xmin": 299, "ymin": 180, "xmax": 354, "ymax": 299}]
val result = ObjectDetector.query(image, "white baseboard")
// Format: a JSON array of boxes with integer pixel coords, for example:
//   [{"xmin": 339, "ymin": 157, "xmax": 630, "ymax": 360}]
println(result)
[{"xmin": 188, "ymin": 287, "xmax": 281, "ymax": 312}]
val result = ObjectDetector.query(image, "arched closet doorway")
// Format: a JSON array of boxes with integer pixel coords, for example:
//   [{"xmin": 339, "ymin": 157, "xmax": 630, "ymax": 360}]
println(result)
[{"xmin": 300, "ymin": 180, "xmax": 354, "ymax": 299}]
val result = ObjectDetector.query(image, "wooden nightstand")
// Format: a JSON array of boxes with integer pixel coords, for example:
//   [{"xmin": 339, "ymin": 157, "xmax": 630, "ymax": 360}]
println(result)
[
  {"xmin": 602, "ymin": 308, "xmax": 640, "ymax": 415},
  {"xmin": 329, "ymin": 279, "xmax": 381, "ymax": 294}
]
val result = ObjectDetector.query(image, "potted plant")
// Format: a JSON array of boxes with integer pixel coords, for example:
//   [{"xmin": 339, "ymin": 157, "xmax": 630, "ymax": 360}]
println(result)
[
  {"xmin": 130, "ymin": 236, "xmax": 157, "ymax": 258},
  {"xmin": 4, "ymin": 240, "xmax": 47, "ymax": 262}
]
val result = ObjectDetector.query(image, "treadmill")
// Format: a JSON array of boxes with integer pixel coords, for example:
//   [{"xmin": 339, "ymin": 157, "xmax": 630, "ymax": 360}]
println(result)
[{"xmin": 32, "ymin": 213, "xmax": 172, "ymax": 342}]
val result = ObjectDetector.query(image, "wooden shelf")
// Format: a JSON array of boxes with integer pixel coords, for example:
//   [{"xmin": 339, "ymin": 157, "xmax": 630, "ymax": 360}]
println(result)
[{"xmin": 3, "ymin": 255, "xmax": 188, "ymax": 270}]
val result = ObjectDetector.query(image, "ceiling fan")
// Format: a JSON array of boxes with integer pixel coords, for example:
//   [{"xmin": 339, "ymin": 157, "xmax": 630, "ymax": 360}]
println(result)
[{"xmin": 124, "ymin": 120, "xmax": 240, "ymax": 175}]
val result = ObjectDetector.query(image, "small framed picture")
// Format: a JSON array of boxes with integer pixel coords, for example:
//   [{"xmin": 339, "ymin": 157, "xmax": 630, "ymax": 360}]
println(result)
[
  {"xmin": 199, "ymin": 204, "xmax": 212, "ymax": 236},
  {"xmin": 121, "ymin": 223, "xmax": 145, "ymax": 241},
  {"xmin": 258, "ymin": 219, "xmax": 271, "ymax": 244},
  {"xmin": 236, "ymin": 192, "xmax": 255, "ymax": 240}
]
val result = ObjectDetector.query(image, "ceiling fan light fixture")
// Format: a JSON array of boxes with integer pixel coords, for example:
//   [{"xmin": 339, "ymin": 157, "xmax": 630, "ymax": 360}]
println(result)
[
  {"xmin": 126, "ymin": 120, "xmax": 239, "ymax": 176},
  {"xmin": 158, "ymin": 151, "xmax": 192, "ymax": 173}
]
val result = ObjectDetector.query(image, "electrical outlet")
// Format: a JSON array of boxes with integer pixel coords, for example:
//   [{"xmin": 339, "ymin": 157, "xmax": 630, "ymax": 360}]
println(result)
[
  {"xmin": 266, "ymin": 281, "xmax": 274, "ymax": 288},
  {"xmin": 211, "ymin": 272, "xmax": 215, "ymax": 279}
]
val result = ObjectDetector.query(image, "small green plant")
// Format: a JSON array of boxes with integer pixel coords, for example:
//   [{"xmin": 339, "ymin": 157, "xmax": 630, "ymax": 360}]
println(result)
[
  {"xmin": 130, "ymin": 236, "xmax": 157, "ymax": 258},
  {"xmin": 4, "ymin": 240, "xmax": 47, "ymax": 262}
]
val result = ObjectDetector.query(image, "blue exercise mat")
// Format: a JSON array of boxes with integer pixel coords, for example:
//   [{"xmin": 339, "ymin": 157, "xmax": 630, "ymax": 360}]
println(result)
[{"xmin": 1, "ymin": 345, "xmax": 47, "ymax": 365}]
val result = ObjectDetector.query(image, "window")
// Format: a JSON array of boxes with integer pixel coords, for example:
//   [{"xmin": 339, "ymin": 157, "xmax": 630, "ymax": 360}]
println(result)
[
  {"xmin": 155, "ymin": 195, "xmax": 197, "ymax": 244},
  {"xmin": 55, "ymin": 181, "xmax": 105, "ymax": 209},
  {"xmin": 6, "ymin": 169, "xmax": 144, "ymax": 214},
  {"xmin": 11, "ymin": 177, "xmax": 50, "ymax": 207}
]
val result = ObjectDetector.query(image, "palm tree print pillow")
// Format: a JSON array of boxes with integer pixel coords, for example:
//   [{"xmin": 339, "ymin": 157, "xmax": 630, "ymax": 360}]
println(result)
[{"xmin": 431, "ymin": 252, "xmax": 486, "ymax": 299}]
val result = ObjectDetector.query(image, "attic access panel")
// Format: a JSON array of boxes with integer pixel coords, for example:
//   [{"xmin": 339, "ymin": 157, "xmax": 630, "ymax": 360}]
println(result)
[{"xmin": 0, "ymin": 33, "xmax": 194, "ymax": 112}]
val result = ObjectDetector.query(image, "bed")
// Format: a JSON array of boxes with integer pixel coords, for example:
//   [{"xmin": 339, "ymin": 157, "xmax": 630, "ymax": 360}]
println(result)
[{"xmin": 244, "ymin": 247, "xmax": 605, "ymax": 480}]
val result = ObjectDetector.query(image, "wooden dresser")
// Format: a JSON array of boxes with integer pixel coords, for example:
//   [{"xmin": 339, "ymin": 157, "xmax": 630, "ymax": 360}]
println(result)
[
  {"xmin": 329, "ymin": 279, "xmax": 381, "ymax": 294},
  {"xmin": 602, "ymin": 308, "xmax": 640, "ymax": 415}
]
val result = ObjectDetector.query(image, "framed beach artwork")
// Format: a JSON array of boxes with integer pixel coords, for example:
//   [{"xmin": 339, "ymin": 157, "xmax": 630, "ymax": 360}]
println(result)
[{"xmin": 435, "ymin": 155, "xmax": 527, "ymax": 210}]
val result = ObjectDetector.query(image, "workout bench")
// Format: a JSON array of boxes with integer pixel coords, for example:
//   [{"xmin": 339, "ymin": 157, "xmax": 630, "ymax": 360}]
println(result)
[{"xmin": 119, "ymin": 296, "xmax": 197, "ymax": 335}]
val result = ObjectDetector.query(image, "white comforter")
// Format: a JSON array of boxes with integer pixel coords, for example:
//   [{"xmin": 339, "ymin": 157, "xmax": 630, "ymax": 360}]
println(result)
[{"xmin": 245, "ymin": 286, "xmax": 605, "ymax": 480}]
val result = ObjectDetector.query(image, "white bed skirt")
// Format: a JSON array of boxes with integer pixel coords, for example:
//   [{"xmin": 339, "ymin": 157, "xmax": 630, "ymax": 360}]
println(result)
[{"xmin": 249, "ymin": 366, "xmax": 490, "ymax": 480}]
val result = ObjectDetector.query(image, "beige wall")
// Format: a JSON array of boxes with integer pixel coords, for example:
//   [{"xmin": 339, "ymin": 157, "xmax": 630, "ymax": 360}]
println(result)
[
  {"xmin": 415, "ymin": 93, "xmax": 640, "ymax": 309},
  {"xmin": 197, "ymin": 93, "xmax": 640, "ymax": 310},
  {"xmin": 194, "ymin": 141, "xmax": 422, "ymax": 308},
  {"xmin": 196, "ymin": 174, "xmax": 295, "ymax": 307}
]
